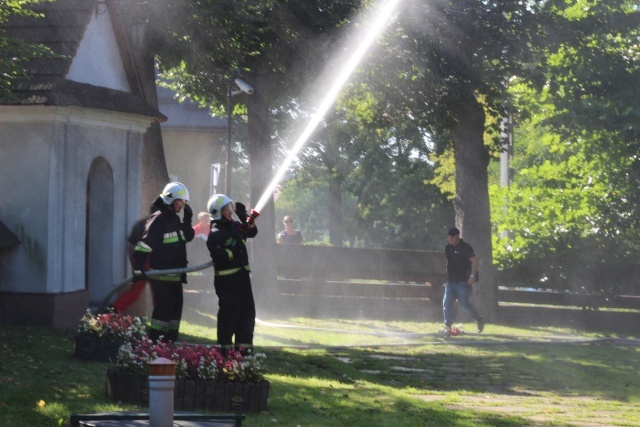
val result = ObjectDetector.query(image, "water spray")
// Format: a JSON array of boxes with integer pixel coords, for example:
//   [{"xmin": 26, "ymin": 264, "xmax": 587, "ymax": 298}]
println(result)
[
  {"xmin": 253, "ymin": 0, "xmax": 403, "ymax": 213},
  {"xmin": 99, "ymin": 0, "xmax": 401, "ymax": 315}
]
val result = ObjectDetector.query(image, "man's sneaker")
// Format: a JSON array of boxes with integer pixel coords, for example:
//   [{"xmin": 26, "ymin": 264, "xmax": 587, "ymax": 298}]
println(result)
[
  {"xmin": 476, "ymin": 316, "xmax": 485, "ymax": 333},
  {"xmin": 439, "ymin": 326, "xmax": 452, "ymax": 336},
  {"xmin": 450, "ymin": 326, "xmax": 463, "ymax": 336}
]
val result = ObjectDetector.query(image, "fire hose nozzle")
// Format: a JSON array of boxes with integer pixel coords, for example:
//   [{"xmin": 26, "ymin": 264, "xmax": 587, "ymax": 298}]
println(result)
[{"xmin": 247, "ymin": 209, "xmax": 260, "ymax": 225}]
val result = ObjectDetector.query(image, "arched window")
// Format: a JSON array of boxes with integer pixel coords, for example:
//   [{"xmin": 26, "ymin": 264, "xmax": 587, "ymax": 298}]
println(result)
[{"xmin": 85, "ymin": 157, "xmax": 114, "ymax": 305}]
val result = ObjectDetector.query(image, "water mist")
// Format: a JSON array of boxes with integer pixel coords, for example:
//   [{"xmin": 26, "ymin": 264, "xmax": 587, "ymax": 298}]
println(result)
[{"xmin": 253, "ymin": 0, "xmax": 404, "ymax": 213}]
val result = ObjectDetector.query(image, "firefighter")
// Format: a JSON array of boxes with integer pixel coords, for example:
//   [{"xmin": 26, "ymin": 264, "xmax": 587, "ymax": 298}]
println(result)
[
  {"xmin": 206, "ymin": 194, "xmax": 259, "ymax": 355},
  {"xmin": 133, "ymin": 182, "xmax": 194, "ymax": 342}
]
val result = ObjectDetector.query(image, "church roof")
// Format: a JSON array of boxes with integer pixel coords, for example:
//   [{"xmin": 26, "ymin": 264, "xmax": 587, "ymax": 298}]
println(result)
[
  {"xmin": 1, "ymin": 0, "xmax": 165, "ymax": 121},
  {"xmin": 157, "ymin": 86, "xmax": 227, "ymax": 131}
]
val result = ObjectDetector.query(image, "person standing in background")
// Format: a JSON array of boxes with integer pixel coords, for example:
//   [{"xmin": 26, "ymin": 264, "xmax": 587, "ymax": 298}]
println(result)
[
  {"xmin": 192, "ymin": 212, "xmax": 211, "ymax": 240},
  {"xmin": 132, "ymin": 182, "xmax": 194, "ymax": 342},
  {"xmin": 442, "ymin": 227, "xmax": 485, "ymax": 335},
  {"xmin": 277, "ymin": 215, "xmax": 303, "ymax": 245}
]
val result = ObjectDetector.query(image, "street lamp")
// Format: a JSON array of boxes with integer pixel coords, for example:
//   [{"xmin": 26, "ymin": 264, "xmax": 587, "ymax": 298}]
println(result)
[{"xmin": 224, "ymin": 77, "xmax": 254, "ymax": 195}]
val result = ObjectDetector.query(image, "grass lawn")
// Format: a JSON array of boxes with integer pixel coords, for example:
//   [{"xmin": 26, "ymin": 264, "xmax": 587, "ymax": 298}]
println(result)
[{"xmin": 1, "ymin": 302, "xmax": 639, "ymax": 426}]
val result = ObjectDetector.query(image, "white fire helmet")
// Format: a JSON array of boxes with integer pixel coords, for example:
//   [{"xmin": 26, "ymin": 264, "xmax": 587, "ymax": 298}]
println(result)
[
  {"xmin": 160, "ymin": 182, "xmax": 190, "ymax": 205},
  {"xmin": 207, "ymin": 194, "xmax": 233, "ymax": 220}
]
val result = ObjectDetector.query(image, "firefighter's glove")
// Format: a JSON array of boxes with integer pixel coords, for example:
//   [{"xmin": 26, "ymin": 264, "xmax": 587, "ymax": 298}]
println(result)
[
  {"xmin": 235, "ymin": 202, "xmax": 248, "ymax": 223},
  {"xmin": 182, "ymin": 204, "xmax": 193, "ymax": 225}
]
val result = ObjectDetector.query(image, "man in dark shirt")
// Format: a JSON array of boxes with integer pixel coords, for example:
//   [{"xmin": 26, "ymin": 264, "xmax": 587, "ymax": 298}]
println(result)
[{"xmin": 442, "ymin": 227, "xmax": 485, "ymax": 335}]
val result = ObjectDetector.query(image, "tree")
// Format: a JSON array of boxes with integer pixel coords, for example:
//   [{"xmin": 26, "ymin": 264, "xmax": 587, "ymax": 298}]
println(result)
[
  {"xmin": 402, "ymin": 1, "xmax": 640, "ymax": 312},
  {"xmin": 490, "ymin": 83, "xmax": 631, "ymax": 267},
  {"xmin": 486, "ymin": 1, "xmax": 640, "ymax": 296},
  {"xmin": 281, "ymin": 83, "xmax": 454, "ymax": 249},
  {"xmin": 339, "ymin": 1, "xmax": 556, "ymax": 315},
  {"xmin": 540, "ymin": 0, "xmax": 640, "ymax": 238},
  {"xmin": 140, "ymin": 0, "xmax": 366, "ymax": 312},
  {"xmin": 290, "ymin": 109, "xmax": 355, "ymax": 246},
  {"xmin": 0, "ymin": 0, "xmax": 55, "ymax": 102}
]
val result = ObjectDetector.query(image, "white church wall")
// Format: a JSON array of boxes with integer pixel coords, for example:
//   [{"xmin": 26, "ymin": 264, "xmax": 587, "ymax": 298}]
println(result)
[
  {"xmin": 0, "ymin": 106, "xmax": 146, "ymax": 304},
  {"xmin": 0, "ymin": 120, "xmax": 53, "ymax": 292}
]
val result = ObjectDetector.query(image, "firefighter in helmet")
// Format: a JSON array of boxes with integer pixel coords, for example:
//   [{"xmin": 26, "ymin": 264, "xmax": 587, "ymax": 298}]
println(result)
[
  {"xmin": 132, "ymin": 182, "xmax": 194, "ymax": 342},
  {"xmin": 206, "ymin": 194, "xmax": 258, "ymax": 355}
]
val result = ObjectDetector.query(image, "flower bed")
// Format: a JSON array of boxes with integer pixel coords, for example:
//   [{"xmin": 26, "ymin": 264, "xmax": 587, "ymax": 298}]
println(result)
[
  {"xmin": 107, "ymin": 340, "xmax": 269, "ymax": 413},
  {"xmin": 74, "ymin": 335, "xmax": 124, "ymax": 363},
  {"xmin": 106, "ymin": 367, "xmax": 270, "ymax": 413},
  {"xmin": 74, "ymin": 309, "xmax": 147, "ymax": 363}
]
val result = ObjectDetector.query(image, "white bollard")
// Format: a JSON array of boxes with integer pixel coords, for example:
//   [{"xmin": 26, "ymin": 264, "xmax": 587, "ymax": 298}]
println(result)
[{"xmin": 148, "ymin": 357, "xmax": 176, "ymax": 427}]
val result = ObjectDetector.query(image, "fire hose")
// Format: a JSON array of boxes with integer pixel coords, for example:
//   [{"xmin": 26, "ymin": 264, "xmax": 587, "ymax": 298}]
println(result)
[
  {"xmin": 96, "ymin": 260, "xmax": 214, "ymax": 314},
  {"xmin": 97, "ymin": 209, "xmax": 260, "ymax": 314}
]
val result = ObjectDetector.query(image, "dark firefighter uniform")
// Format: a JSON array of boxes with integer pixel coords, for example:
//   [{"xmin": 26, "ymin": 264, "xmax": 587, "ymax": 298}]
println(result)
[
  {"xmin": 133, "ymin": 196, "xmax": 194, "ymax": 342},
  {"xmin": 206, "ymin": 216, "xmax": 258, "ymax": 353}
]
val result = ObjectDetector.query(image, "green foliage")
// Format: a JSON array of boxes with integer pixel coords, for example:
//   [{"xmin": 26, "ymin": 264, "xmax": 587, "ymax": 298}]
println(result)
[
  {"xmin": 489, "ymin": 0, "xmax": 640, "ymax": 275},
  {"xmin": 347, "ymin": 141, "xmax": 453, "ymax": 250},
  {"xmin": 540, "ymin": 0, "xmax": 640, "ymax": 244},
  {"xmin": 544, "ymin": 0, "xmax": 640, "ymax": 148},
  {"xmin": 145, "ymin": 0, "xmax": 365, "ymax": 111},
  {"xmin": 430, "ymin": 146, "xmax": 459, "ymax": 202},
  {"xmin": 0, "ymin": 0, "xmax": 56, "ymax": 102},
  {"xmin": 490, "ymin": 81, "xmax": 640, "ymax": 274},
  {"xmin": 279, "ymin": 88, "xmax": 454, "ymax": 249},
  {"xmin": 275, "ymin": 178, "xmax": 342, "ymax": 244},
  {"xmin": 146, "ymin": 0, "xmax": 640, "ymax": 270}
]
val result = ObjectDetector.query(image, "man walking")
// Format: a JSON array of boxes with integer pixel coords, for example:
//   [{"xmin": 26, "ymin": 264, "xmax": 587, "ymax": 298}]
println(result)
[{"xmin": 442, "ymin": 227, "xmax": 485, "ymax": 335}]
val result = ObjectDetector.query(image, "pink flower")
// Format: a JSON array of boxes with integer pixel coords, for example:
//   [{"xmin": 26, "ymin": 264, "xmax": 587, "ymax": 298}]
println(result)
[
  {"xmin": 77, "ymin": 309, "xmax": 147, "ymax": 341},
  {"xmin": 115, "ymin": 340, "xmax": 266, "ymax": 382}
]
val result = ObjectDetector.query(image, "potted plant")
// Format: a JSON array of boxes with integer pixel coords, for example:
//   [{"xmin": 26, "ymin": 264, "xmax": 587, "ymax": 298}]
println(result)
[
  {"xmin": 107, "ymin": 339, "xmax": 269, "ymax": 413},
  {"xmin": 74, "ymin": 309, "xmax": 147, "ymax": 363}
]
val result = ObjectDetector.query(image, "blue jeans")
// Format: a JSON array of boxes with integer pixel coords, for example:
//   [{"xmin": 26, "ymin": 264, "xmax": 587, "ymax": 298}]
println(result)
[{"xmin": 443, "ymin": 281, "xmax": 480, "ymax": 327}]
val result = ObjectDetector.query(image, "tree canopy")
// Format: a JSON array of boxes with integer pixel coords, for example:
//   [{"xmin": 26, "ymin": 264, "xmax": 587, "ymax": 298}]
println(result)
[
  {"xmin": 0, "ymin": 0, "xmax": 55, "ymax": 102},
  {"xmin": 490, "ymin": 0, "xmax": 640, "ymax": 275}
]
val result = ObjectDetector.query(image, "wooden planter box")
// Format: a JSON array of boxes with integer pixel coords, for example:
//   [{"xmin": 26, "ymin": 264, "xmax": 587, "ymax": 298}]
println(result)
[
  {"xmin": 73, "ymin": 335, "xmax": 123, "ymax": 363},
  {"xmin": 106, "ymin": 367, "xmax": 269, "ymax": 413}
]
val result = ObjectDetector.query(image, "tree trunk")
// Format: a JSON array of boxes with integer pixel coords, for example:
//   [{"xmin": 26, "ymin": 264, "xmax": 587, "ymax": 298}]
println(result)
[
  {"xmin": 141, "ymin": 123, "xmax": 170, "ymax": 208},
  {"xmin": 246, "ymin": 72, "xmax": 278, "ymax": 315},
  {"xmin": 130, "ymin": 19, "xmax": 169, "ymax": 210},
  {"xmin": 328, "ymin": 176, "xmax": 343, "ymax": 246},
  {"xmin": 117, "ymin": 14, "xmax": 169, "ymax": 318},
  {"xmin": 326, "ymin": 138, "xmax": 343, "ymax": 247},
  {"xmin": 451, "ymin": 92, "xmax": 497, "ymax": 319}
]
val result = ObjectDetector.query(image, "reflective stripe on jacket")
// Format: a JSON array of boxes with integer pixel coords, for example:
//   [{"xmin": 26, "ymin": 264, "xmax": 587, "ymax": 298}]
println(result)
[
  {"xmin": 133, "ymin": 197, "xmax": 194, "ymax": 274},
  {"xmin": 207, "ymin": 218, "xmax": 257, "ymax": 273}
]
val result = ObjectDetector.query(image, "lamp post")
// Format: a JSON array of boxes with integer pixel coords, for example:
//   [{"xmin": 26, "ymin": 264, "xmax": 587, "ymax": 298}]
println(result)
[
  {"xmin": 224, "ymin": 78, "xmax": 233, "ymax": 195},
  {"xmin": 224, "ymin": 76, "xmax": 254, "ymax": 196}
]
